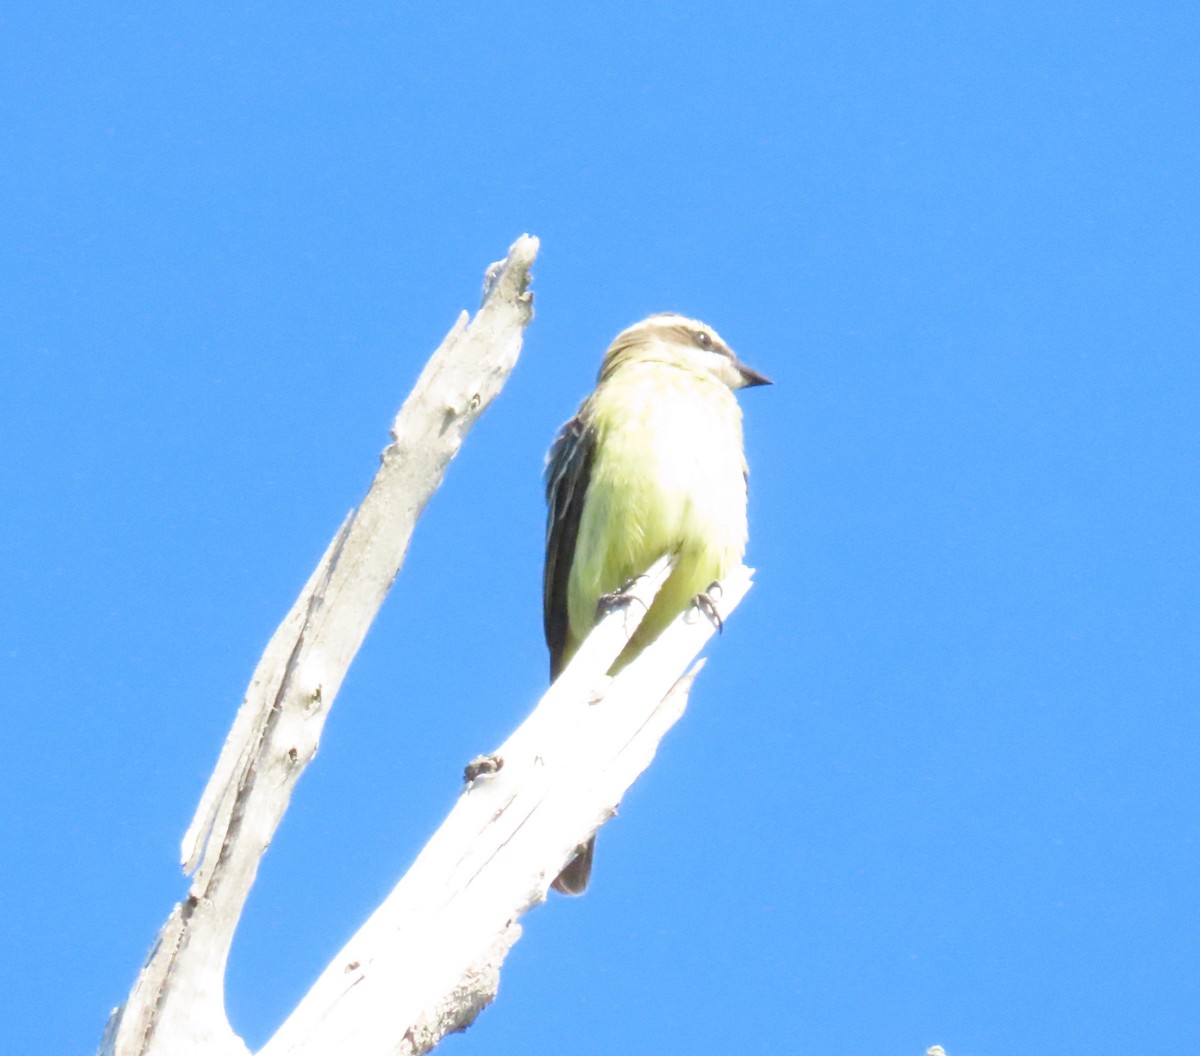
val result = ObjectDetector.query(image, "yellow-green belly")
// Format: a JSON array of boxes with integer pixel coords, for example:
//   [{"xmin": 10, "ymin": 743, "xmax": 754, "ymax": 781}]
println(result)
[{"xmin": 567, "ymin": 364, "xmax": 749, "ymax": 669}]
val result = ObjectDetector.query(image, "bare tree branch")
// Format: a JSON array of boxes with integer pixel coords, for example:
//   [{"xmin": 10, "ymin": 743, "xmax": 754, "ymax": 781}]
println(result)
[
  {"xmin": 100, "ymin": 234, "xmax": 756, "ymax": 1056},
  {"xmin": 102, "ymin": 235, "xmax": 539, "ymax": 1056},
  {"xmin": 258, "ymin": 560, "xmax": 754, "ymax": 1056}
]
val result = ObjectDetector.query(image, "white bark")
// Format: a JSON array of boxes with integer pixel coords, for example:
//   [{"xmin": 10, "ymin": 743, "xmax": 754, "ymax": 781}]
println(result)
[
  {"xmin": 258, "ymin": 559, "xmax": 753, "ymax": 1056},
  {"xmin": 100, "ymin": 234, "xmax": 756, "ymax": 1056},
  {"xmin": 102, "ymin": 235, "xmax": 538, "ymax": 1056}
]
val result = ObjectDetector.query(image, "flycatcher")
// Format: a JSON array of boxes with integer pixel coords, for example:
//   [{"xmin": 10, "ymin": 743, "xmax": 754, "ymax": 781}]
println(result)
[{"xmin": 543, "ymin": 312, "xmax": 770, "ymax": 893}]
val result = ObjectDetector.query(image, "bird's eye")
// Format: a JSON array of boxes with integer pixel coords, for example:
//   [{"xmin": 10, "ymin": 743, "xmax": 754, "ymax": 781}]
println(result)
[{"xmin": 692, "ymin": 330, "xmax": 713, "ymax": 349}]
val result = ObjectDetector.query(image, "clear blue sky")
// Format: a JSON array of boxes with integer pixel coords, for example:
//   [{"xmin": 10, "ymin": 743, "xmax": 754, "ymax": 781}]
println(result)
[{"xmin": 3, "ymin": 4, "xmax": 1197, "ymax": 1054}]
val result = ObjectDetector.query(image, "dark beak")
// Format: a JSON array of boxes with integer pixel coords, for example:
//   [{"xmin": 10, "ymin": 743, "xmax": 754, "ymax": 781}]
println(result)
[{"xmin": 735, "ymin": 360, "xmax": 773, "ymax": 388}]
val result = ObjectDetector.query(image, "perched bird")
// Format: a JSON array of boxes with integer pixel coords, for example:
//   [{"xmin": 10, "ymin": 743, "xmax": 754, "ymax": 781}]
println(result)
[{"xmin": 543, "ymin": 312, "xmax": 770, "ymax": 893}]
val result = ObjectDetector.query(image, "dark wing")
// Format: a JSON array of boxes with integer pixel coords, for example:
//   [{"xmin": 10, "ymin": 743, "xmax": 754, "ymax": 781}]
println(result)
[{"xmin": 543, "ymin": 413, "xmax": 596, "ymax": 679}]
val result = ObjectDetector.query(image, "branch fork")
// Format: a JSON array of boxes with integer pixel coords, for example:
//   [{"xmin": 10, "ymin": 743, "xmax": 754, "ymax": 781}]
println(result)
[{"xmin": 100, "ymin": 236, "xmax": 754, "ymax": 1056}]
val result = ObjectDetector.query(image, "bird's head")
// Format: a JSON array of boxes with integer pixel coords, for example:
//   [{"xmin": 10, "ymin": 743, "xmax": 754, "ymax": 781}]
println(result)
[{"xmin": 599, "ymin": 313, "xmax": 772, "ymax": 391}]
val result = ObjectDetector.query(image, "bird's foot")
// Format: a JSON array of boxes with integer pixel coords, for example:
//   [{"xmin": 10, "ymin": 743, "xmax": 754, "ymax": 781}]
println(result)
[
  {"xmin": 693, "ymin": 581, "xmax": 725, "ymax": 632},
  {"xmin": 595, "ymin": 576, "xmax": 650, "ymax": 621}
]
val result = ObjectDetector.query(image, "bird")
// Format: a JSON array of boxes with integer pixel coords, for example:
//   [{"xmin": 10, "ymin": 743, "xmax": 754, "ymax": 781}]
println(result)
[{"xmin": 542, "ymin": 312, "xmax": 771, "ymax": 894}]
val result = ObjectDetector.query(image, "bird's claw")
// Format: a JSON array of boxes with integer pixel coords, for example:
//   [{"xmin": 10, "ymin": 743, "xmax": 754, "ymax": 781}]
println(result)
[
  {"xmin": 596, "ymin": 576, "xmax": 650, "ymax": 620},
  {"xmin": 694, "ymin": 581, "xmax": 724, "ymax": 632}
]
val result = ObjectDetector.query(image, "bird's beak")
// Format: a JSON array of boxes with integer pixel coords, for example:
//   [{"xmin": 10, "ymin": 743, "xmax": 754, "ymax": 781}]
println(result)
[{"xmin": 735, "ymin": 360, "xmax": 773, "ymax": 388}]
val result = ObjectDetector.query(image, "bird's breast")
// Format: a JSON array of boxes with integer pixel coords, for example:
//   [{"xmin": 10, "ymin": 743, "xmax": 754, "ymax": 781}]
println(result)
[{"xmin": 572, "ymin": 368, "xmax": 749, "ymax": 618}]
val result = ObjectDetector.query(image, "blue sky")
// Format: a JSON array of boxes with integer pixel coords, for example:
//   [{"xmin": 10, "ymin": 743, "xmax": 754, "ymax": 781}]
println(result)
[{"xmin": 3, "ymin": 3, "xmax": 1197, "ymax": 1054}]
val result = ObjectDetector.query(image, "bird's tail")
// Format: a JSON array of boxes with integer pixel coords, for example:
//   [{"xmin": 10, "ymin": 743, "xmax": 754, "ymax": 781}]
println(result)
[{"xmin": 551, "ymin": 835, "xmax": 596, "ymax": 895}]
